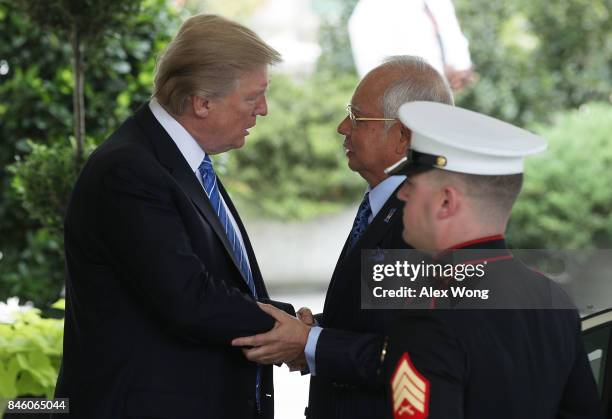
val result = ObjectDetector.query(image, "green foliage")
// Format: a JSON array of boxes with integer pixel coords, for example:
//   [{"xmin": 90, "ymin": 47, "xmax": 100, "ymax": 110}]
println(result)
[
  {"xmin": 220, "ymin": 73, "xmax": 364, "ymax": 219},
  {"xmin": 2, "ymin": 139, "xmax": 93, "ymax": 307},
  {"xmin": 454, "ymin": 0, "xmax": 612, "ymax": 127},
  {"xmin": 9, "ymin": 140, "xmax": 94, "ymax": 237},
  {"xmin": 0, "ymin": 302, "xmax": 64, "ymax": 401},
  {"xmin": 14, "ymin": 0, "xmax": 141, "ymax": 42},
  {"xmin": 0, "ymin": 0, "xmax": 181, "ymax": 306},
  {"xmin": 183, "ymin": 0, "xmax": 265, "ymax": 20},
  {"xmin": 312, "ymin": 0, "xmax": 612, "ymax": 127},
  {"xmin": 0, "ymin": 230, "xmax": 64, "ymax": 310},
  {"xmin": 312, "ymin": 0, "xmax": 359, "ymax": 75},
  {"xmin": 508, "ymin": 103, "xmax": 612, "ymax": 249}
]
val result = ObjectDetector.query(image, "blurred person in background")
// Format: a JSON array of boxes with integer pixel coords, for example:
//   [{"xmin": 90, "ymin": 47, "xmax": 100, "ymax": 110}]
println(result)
[{"xmin": 349, "ymin": 0, "xmax": 476, "ymax": 91}]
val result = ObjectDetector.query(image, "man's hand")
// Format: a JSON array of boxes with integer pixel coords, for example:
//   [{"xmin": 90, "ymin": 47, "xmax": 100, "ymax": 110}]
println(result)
[
  {"xmin": 297, "ymin": 307, "xmax": 315, "ymax": 326},
  {"xmin": 231, "ymin": 303, "xmax": 311, "ymax": 365},
  {"xmin": 287, "ymin": 352, "xmax": 307, "ymax": 372},
  {"xmin": 444, "ymin": 65, "xmax": 477, "ymax": 92}
]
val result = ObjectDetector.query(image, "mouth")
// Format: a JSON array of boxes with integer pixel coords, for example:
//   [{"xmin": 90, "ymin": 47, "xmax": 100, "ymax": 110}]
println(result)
[
  {"xmin": 343, "ymin": 139, "xmax": 351, "ymax": 155},
  {"xmin": 244, "ymin": 124, "xmax": 256, "ymax": 136}
]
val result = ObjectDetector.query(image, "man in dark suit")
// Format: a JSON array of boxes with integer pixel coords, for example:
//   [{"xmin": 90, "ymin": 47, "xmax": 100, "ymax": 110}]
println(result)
[
  {"xmin": 53, "ymin": 14, "xmax": 299, "ymax": 419},
  {"xmin": 231, "ymin": 56, "xmax": 454, "ymax": 418}
]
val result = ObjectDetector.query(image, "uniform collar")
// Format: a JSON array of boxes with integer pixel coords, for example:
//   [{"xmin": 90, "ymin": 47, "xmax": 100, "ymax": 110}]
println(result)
[{"xmin": 435, "ymin": 235, "xmax": 512, "ymax": 265}]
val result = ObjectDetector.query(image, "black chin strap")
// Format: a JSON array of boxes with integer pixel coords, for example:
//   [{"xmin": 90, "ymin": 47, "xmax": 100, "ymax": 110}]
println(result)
[{"xmin": 408, "ymin": 150, "xmax": 447, "ymax": 169}]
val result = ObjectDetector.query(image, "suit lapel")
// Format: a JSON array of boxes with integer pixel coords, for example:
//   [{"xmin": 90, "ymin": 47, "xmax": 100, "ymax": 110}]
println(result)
[
  {"xmin": 133, "ymin": 104, "xmax": 246, "ymax": 286},
  {"xmin": 218, "ymin": 181, "xmax": 269, "ymax": 299},
  {"xmin": 323, "ymin": 191, "xmax": 405, "ymax": 323}
]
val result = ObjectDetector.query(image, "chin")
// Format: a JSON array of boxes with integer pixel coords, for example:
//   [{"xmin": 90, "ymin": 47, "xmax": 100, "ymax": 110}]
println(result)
[
  {"xmin": 346, "ymin": 158, "xmax": 359, "ymax": 172},
  {"xmin": 401, "ymin": 229, "xmax": 411, "ymax": 246},
  {"xmin": 233, "ymin": 136, "xmax": 246, "ymax": 149}
]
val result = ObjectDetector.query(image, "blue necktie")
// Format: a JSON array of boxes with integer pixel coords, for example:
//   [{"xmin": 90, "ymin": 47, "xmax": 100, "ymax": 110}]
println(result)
[
  {"xmin": 198, "ymin": 156, "xmax": 262, "ymax": 408},
  {"xmin": 198, "ymin": 156, "xmax": 257, "ymax": 297},
  {"xmin": 346, "ymin": 192, "xmax": 372, "ymax": 254}
]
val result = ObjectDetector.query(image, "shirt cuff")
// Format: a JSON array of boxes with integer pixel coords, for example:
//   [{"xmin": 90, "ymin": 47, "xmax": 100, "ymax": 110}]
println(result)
[{"xmin": 305, "ymin": 326, "xmax": 323, "ymax": 376}]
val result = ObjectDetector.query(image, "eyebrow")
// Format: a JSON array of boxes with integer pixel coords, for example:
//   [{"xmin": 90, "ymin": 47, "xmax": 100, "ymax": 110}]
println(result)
[
  {"xmin": 246, "ymin": 87, "xmax": 267, "ymax": 98},
  {"xmin": 254, "ymin": 83, "xmax": 269, "ymax": 95}
]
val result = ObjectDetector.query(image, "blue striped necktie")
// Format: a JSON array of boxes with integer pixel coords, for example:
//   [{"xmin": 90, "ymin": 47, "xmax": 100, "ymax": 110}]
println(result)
[
  {"xmin": 346, "ymin": 192, "xmax": 372, "ymax": 255},
  {"xmin": 198, "ymin": 155, "xmax": 262, "ymax": 409},
  {"xmin": 198, "ymin": 155, "xmax": 257, "ymax": 297}
]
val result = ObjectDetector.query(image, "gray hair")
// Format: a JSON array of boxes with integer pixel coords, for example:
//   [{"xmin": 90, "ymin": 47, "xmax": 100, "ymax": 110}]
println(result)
[{"xmin": 379, "ymin": 56, "xmax": 454, "ymax": 128}]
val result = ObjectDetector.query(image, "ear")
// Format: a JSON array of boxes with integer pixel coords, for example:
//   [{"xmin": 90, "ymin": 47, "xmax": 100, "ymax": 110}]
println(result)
[
  {"xmin": 436, "ymin": 185, "xmax": 461, "ymax": 220},
  {"xmin": 191, "ymin": 96, "xmax": 210, "ymax": 118},
  {"xmin": 395, "ymin": 125, "xmax": 412, "ymax": 155},
  {"xmin": 396, "ymin": 179, "xmax": 410, "ymax": 203}
]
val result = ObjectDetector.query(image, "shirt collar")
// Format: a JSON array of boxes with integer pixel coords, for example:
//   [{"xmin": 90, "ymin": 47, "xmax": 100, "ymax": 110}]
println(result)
[
  {"xmin": 367, "ymin": 175, "xmax": 406, "ymax": 219},
  {"xmin": 149, "ymin": 99, "xmax": 207, "ymax": 174}
]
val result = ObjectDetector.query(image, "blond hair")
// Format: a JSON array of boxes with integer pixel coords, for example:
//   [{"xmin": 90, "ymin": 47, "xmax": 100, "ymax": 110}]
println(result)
[
  {"xmin": 430, "ymin": 170, "xmax": 524, "ymax": 223},
  {"xmin": 153, "ymin": 14, "xmax": 281, "ymax": 115}
]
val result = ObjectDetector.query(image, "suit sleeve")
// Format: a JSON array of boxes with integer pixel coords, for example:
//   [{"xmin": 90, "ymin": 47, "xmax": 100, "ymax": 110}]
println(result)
[
  {"xmin": 313, "ymin": 328, "xmax": 386, "ymax": 388},
  {"xmin": 98, "ymin": 164, "xmax": 275, "ymax": 345}
]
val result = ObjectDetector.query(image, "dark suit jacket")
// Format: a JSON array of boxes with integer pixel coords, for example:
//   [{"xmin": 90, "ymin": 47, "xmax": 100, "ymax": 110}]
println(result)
[
  {"xmin": 306, "ymin": 190, "xmax": 410, "ymax": 419},
  {"xmin": 53, "ymin": 104, "xmax": 278, "ymax": 419}
]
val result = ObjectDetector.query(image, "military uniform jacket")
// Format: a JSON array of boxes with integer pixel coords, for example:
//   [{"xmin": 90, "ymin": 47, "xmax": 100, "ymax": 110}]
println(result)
[
  {"xmin": 385, "ymin": 237, "xmax": 602, "ymax": 419},
  {"xmin": 306, "ymin": 191, "xmax": 410, "ymax": 419}
]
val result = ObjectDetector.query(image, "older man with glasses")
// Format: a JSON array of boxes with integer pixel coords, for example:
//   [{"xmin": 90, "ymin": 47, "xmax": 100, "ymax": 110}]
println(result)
[{"xmin": 232, "ymin": 56, "xmax": 454, "ymax": 419}]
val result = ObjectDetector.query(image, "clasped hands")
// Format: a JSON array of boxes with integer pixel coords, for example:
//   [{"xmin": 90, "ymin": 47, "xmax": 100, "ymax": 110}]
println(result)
[{"xmin": 231, "ymin": 303, "xmax": 315, "ymax": 372}]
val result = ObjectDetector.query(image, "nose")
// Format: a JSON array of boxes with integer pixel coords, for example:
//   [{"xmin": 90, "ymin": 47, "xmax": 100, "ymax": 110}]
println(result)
[
  {"xmin": 255, "ymin": 95, "xmax": 268, "ymax": 116},
  {"xmin": 337, "ymin": 115, "xmax": 351, "ymax": 136}
]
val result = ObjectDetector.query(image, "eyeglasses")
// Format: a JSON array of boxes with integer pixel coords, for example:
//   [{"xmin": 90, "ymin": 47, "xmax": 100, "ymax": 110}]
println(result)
[{"xmin": 346, "ymin": 104, "xmax": 396, "ymax": 127}]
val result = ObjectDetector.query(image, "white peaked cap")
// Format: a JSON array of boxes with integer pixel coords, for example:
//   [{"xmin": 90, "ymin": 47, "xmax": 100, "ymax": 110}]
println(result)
[{"xmin": 385, "ymin": 101, "xmax": 547, "ymax": 177}]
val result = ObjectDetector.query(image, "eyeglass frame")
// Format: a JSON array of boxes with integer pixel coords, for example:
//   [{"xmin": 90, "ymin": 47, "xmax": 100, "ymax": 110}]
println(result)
[{"xmin": 346, "ymin": 104, "xmax": 396, "ymax": 127}]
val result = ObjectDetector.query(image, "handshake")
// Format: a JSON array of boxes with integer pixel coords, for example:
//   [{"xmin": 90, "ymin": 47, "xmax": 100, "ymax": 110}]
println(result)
[{"xmin": 231, "ymin": 303, "xmax": 316, "ymax": 372}]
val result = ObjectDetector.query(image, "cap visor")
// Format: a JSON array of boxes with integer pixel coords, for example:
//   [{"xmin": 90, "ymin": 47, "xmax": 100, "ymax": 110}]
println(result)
[{"xmin": 385, "ymin": 157, "xmax": 433, "ymax": 177}]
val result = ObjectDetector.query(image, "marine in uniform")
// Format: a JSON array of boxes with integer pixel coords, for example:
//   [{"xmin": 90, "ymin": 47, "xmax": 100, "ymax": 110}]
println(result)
[{"xmin": 381, "ymin": 102, "xmax": 602, "ymax": 418}]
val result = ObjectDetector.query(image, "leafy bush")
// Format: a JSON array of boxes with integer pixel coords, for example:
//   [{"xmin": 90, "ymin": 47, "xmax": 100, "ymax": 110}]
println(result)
[
  {"xmin": 312, "ymin": 0, "xmax": 359, "ymax": 75},
  {"xmin": 2, "ymin": 140, "xmax": 94, "ymax": 307},
  {"xmin": 454, "ymin": 0, "xmax": 612, "ymax": 127},
  {"xmin": 0, "ymin": 0, "xmax": 181, "ymax": 306},
  {"xmin": 9, "ymin": 140, "xmax": 95, "ymax": 237},
  {"xmin": 0, "ymin": 299, "xmax": 64, "ymax": 409},
  {"xmin": 508, "ymin": 102, "xmax": 612, "ymax": 249},
  {"xmin": 221, "ymin": 73, "xmax": 364, "ymax": 219},
  {"xmin": 0, "ymin": 230, "xmax": 64, "ymax": 310}
]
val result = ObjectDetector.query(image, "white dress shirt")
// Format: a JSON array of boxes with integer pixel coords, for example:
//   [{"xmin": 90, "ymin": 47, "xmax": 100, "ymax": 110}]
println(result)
[{"xmin": 148, "ymin": 99, "xmax": 251, "ymax": 272}]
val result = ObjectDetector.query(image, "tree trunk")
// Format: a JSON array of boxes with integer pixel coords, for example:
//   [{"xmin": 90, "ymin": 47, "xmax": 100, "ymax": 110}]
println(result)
[{"xmin": 71, "ymin": 23, "xmax": 85, "ymax": 165}]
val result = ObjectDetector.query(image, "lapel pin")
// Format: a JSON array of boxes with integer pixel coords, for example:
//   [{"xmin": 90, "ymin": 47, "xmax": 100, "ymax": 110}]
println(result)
[{"xmin": 384, "ymin": 208, "xmax": 397, "ymax": 223}]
